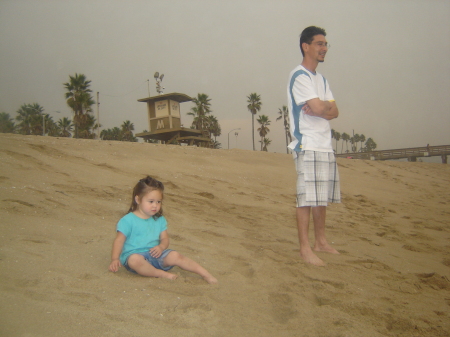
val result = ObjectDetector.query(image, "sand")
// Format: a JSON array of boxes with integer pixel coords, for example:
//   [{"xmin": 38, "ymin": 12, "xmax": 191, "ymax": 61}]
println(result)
[{"xmin": 0, "ymin": 133, "xmax": 449, "ymax": 337}]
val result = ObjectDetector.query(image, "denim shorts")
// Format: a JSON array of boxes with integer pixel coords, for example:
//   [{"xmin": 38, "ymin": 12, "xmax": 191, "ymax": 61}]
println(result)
[{"xmin": 124, "ymin": 249, "xmax": 174, "ymax": 273}]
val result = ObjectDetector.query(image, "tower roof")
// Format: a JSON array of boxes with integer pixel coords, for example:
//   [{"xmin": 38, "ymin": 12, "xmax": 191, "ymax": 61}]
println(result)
[{"xmin": 137, "ymin": 92, "xmax": 193, "ymax": 104}]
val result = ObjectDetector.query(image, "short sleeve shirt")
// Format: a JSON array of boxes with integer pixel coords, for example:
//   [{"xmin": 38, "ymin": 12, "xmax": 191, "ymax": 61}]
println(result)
[
  {"xmin": 287, "ymin": 65, "xmax": 335, "ymax": 152},
  {"xmin": 117, "ymin": 213, "xmax": 167, "ymax": 265}
]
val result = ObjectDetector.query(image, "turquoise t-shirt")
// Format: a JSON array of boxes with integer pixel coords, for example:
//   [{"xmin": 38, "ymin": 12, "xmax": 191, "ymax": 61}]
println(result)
[{"xmin": 117, "ymin": 212, "xmax": 168, "ymax": 265}]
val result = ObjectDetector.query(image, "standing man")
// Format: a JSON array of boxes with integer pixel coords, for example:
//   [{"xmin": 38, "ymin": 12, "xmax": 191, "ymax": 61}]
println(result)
[{"xmin": 287, "ymin": 26, "xmax": 341, "ymax": 266}]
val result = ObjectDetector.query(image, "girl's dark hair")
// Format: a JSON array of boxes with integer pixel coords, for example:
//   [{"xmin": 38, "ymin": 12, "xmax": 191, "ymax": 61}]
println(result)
[
  {"xmin": 128, "ymin": 176, "xmax": 164, "ymax": 218},
  {"xmin": 299, "ymin": 26, "xmax": 326, "ymax": 57}
]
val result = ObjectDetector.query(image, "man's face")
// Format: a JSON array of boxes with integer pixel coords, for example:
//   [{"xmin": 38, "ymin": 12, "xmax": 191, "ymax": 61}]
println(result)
[{"xmin": 303, "ymin": 34, "xmax": 328, "ymax": 62}]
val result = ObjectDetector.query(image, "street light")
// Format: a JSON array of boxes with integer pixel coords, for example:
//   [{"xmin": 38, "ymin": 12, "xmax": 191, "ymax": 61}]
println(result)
[{"xmin": 228, "ymin": 128, "xmax": 241, "ymax": 149}]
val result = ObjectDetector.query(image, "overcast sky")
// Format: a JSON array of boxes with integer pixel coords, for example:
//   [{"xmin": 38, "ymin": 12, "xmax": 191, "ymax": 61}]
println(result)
[{"xmin": 1, "ymin": 0, "xmax": 449, "ymax": 154}]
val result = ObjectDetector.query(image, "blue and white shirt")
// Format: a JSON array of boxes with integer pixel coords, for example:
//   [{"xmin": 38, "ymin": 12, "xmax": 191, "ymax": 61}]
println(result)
[{"xmin": 287, "ymin": 65, "xmax": 335, "ymax": 152}]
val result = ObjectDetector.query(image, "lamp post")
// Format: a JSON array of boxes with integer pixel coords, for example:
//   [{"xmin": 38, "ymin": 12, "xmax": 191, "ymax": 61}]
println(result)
[{"xmin": 228, "ymin": 128, "xmax": 241, "ymax": 149}]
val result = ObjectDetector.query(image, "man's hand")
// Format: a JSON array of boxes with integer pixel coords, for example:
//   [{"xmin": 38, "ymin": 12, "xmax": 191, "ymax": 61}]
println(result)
[
  {"xmin": 302, "ymin": 103, "xmax": 314, "ymax": 116},
  {"xmin": 303, "ymin": 98, "xmax": 338, "ymax": 120}
]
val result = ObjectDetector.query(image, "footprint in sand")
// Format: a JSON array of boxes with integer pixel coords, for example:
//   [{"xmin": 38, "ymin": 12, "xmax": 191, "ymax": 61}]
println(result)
[
  {"xmin": 195, "ymin": 192, "xmax": 215, "ymax": 199},
  {"xmin": 402, "ymin": 244, "xmax": 422, "ymax": 252},
  {"xmin": 268, "ymin": 292, "xmax": 297, "ymax": 323},
  {"xmin": 416, "ymin": 272, "xmax": 450, "ymax": 290}
]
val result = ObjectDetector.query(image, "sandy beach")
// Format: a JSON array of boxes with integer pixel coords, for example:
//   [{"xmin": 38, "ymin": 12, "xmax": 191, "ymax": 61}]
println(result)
[{"xmin": 0, "ymin": 133, "xmax": 449, "ymax": 337}]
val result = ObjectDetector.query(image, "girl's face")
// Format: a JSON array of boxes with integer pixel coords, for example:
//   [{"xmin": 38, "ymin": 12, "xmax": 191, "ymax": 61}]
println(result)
[{"xmin": 134, "ymin": 189, "xmax": 162, "ymax": 219}]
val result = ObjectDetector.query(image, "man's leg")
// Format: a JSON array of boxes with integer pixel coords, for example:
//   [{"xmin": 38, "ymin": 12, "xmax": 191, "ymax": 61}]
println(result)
[
  {"xmin": 296, "ymin": 206, "xmax": 325, "ymax": 266},
  {"xmin": 311, "ymin": 206, "xmax": 339, "ymax": 254}
]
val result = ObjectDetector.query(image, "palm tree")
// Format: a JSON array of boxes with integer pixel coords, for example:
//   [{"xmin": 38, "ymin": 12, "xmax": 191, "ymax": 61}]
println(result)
[
  {"xmin": 365, "ymin": 138, "xmax": 377, "ymax": 152},
  {"xmin": 57, "ymin": 117, "xmax": 73, "ymax": 137},
  {"xmin": 101, "ymin": 127, "xmax": 121, "ymax": 141},
  {"xmin": 78, "ymin": 114, "xmax": 97, "ymax": 139},
  {"xmin": 121, "ymin": 120, "xmax": 135, "ymax": 141},
  {"xmin": 15, "ymin": 103, "xmax": 44, "ymax": 135},
  {"xmin": 0, "ymin": 112, "xmax": 16, "ymax": 133},
  {"xmin": 111, "ymin": 127, "xmax": 122, "ymax": 140},
  {"xmin": 45, "ymin": 116, "xmax": 59, "ymax": 137},
  {"xmin": 334, "ymin": 131, "xmax": 341, "ymax": 154},
  {"xmin": 100, "ymin": 128, "xmax": 112, "ymax": 140},
  {"xmin": 331, "ymin": 129, "xmax": 341, "ymax": 154},
  {"xmin": 257, "ymin": 114, "xmax": 271, "ymax": 151},
  {"xmin": 351, "ymin": 134, "xmax": 360, "ymax": 152},
  {"xmin": 187, "ymin": 93, "xmax": 212, "ymax": 132},
  {"xmin": 261, "ymin": 137, "xmax": 271, "ymax": 152},
  {"xmin": 276, "ymin": 105, "xmax": 291, "ymax": 154},
  {"xmin": 359, "ymin": 134, "xmax": 366, "ymax": 152},
  {"xmin": 205, "ymin": 115, "xmax": 221, "ymax": 142},
  {"xmin": 341, "ymin": 132, "xmax": 350, "ymax": 153},
  {"xmin": 247, "ymin": 93, "xmax": 262, "ymax": 151},
  {"xmin": 211, "ymin": 140, "xmax": 222, "ymax": 149},
  {"xmin": 63, "ymin": 73, "xmax": 95, "ymax": 138}
]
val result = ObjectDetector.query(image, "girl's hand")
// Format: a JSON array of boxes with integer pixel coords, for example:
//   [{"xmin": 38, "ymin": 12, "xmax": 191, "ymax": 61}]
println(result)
[
  {"xmin": 150, "ymin": 245, "xmax": 163, "ymax": 258},
  {"xmin": 109, "ymin": 259, "xmax": 122, "ymax": 272}
]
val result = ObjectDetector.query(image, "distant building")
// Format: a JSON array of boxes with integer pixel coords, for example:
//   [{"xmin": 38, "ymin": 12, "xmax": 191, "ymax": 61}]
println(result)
[{"xmin": 135, "ymin": 92, "xmax": 211, "ymax": 147}]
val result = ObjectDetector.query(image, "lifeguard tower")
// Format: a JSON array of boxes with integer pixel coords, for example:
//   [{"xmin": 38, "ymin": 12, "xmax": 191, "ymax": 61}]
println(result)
[{"xmin": 135, "ymin": 73, "xmax": 211, "ymax": 147}]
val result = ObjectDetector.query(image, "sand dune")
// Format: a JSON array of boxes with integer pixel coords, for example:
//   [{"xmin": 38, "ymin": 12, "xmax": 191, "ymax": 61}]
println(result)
[{"xmin": 0, "ymin": 133, "xmax": 449, "ymax": 337}]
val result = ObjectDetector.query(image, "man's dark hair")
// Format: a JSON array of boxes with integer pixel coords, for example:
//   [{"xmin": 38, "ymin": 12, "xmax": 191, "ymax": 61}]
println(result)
[{"xmin": 299, "ymin": 26, "xmax": 326, "ymax": 57}]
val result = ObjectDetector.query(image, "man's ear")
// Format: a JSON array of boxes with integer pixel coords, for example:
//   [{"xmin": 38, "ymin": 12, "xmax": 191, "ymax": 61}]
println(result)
[{"xmin": 301, "ymin": 42, "xmax": 309, "ymax": 54}]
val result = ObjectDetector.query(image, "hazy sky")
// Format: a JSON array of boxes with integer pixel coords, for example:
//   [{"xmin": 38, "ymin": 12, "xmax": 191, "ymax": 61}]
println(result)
[{"xmin": 1, "ymin": 0, "xmax": 449, "ymax": 154}]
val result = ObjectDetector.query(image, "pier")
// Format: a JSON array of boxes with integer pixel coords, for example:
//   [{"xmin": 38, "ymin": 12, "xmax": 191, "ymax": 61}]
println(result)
[{"xmin": 335, "ymin": 145, "xmax": 450, "ymax": 164}]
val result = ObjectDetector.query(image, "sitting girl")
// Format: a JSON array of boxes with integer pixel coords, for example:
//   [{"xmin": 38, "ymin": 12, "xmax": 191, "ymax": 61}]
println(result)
[{"xmin": 109, "ymin": 176, "xmax": 217, "ymax": 284}]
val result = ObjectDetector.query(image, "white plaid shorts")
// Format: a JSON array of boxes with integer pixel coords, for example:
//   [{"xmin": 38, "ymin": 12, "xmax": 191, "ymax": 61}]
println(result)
[{"xmin": 294, "ymin": 150, "xmax": 341, "ymax": 207}]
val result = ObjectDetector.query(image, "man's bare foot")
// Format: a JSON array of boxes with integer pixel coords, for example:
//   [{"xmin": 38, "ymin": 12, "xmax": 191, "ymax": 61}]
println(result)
[
  {"xmin": 314, "ymin": 243, "xmax": 340, "ymax": 255},
  {"xmin": 300, "ymin": 248, "xmax": 326, "ymax": 266},
  {"xmin": 203, "ymin": 274, "xmax": 218, "ymax": 284}
]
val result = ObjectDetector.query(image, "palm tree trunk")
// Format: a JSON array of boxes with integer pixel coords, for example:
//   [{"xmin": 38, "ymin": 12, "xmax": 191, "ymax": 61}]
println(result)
[
  {"xmin": 285, "ymin": 132, "xmax": 289, "ymax": 154},
  {"xmin": 284, "ymin": 116, "xmax": 289, "ymax": 154},
  {"xmin": 252, "ymin": 114, "xmax": 255, "ymax": 151}
]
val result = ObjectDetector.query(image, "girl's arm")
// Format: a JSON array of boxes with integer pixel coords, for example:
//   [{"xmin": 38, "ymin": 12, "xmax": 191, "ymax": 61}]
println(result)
[
  {"xmin": 109, "ymin": 231, "xmax": 126, "ymax": 272},
  {"xmin": 149, "ymin": 230, "xmax": 170, "ymax": 258}
]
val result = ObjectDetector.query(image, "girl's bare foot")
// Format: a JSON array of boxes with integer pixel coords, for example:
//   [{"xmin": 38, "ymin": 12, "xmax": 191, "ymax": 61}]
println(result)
[
  {"xmin": 203, "ymin": 275, "xmax": 218, "ymax": 284},
  {"xmin": 160, "ymin": 272, "xmax": 178, "ymax": 280}
]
